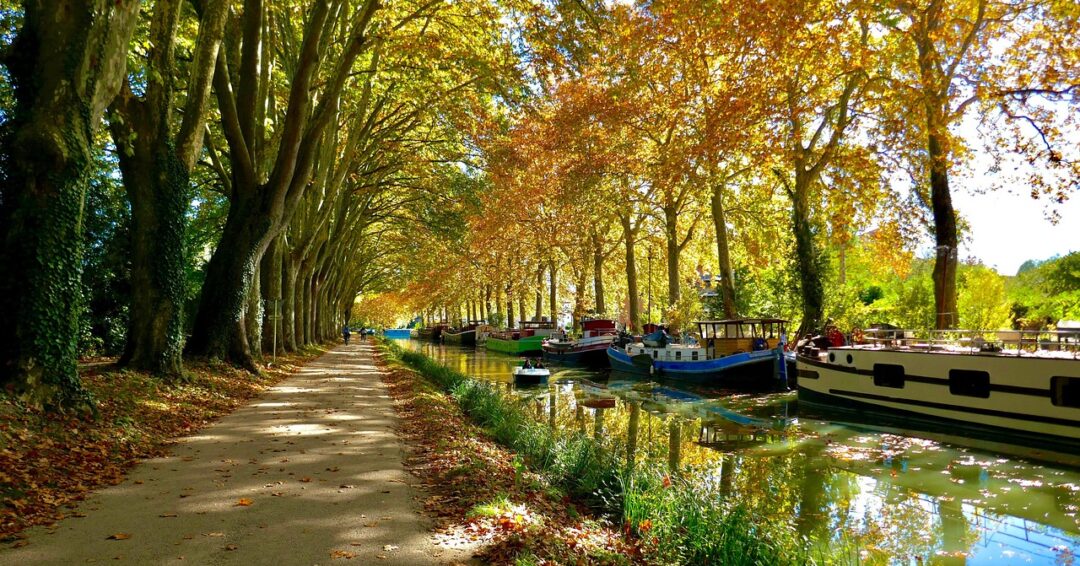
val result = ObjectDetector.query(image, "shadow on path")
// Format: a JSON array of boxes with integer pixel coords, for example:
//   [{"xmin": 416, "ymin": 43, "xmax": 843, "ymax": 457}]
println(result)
[{"xmin": 1, "ymin": 343, "xmax": 461, "ymax": 565}]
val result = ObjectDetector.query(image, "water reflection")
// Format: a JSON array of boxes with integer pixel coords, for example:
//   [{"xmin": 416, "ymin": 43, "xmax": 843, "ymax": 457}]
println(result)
[{"xmin": 397, "ymin": 339, "xmax": 1080, "ymax": 564}]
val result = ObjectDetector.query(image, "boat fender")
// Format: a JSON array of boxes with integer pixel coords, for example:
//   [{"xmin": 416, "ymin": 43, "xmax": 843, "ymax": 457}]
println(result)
[{"xmin": 752, "ymin": 337, "xmax": 768, "ymax": 351}]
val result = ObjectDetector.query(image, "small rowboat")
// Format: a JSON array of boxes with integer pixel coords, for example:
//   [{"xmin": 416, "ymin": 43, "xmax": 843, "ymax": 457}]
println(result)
[{"xmin": 512, "ymin": 366, "xmax": 550, "ymax": 384}]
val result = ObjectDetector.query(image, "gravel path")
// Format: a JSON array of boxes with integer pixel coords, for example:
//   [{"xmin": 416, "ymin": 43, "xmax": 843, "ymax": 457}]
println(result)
[{"xmin": 1, "ymin": 342, "xmax": 462, "ymax": 565}]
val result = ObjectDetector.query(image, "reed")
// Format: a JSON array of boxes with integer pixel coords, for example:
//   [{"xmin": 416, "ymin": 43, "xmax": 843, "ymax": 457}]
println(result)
[{"xmin": 381, "ymin": 339, "xmax": 824, "ymax": 565}]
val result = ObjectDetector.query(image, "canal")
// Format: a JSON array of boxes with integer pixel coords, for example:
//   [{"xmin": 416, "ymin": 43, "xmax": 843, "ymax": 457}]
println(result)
[{"xmin": 398, "ymin": 338, "xmax": 1079, "ymax": 564}]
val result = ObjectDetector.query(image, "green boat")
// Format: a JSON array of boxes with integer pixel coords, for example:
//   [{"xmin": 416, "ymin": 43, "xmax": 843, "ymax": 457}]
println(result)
[{"xmin": 484, "ymin": 320, "xmax": 556, "ymax": 356}]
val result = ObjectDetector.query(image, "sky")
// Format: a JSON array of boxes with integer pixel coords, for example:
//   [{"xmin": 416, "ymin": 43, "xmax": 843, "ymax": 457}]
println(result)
[{"xmin": 953, "ymin": 180, "xmax": 1079, "ymax": 276}]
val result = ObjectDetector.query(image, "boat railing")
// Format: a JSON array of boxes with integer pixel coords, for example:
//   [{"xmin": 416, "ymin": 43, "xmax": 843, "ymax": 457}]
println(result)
[{"xmin": 861, "ymin": 328, "xmax": 1080, "ymax": 358}]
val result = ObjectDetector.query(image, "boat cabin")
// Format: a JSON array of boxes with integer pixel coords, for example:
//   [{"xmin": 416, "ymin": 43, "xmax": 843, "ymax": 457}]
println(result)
[
  {"xmin": 581, "ymin": 318, "xmax": 616, "ymax": 338},
  {"xmin": 519, "ymin": 319, "xmax": 556, "ymax": 338},
  {"xmin": 698, "ymin": 318, "xmax": 788, "ymax": 358}
]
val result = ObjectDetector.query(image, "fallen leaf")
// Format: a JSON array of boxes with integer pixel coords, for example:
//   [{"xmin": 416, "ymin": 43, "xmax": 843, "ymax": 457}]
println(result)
[
  {"xmin": 159, "ymin": 513, "xmax": 178, "ymax": 518},
  {"xmin": 235, "ymin": 498, "xmax": 253, "ymax": 507},
  {"xmin": 299, "ymin": 477, "xmax": 313, "ymax": 483},
  {"xmin": 382, "ymin": 544, "xmax": 399, "ymax": 552},
  {"xmin": 224, "ymin": 544, "xmax": 238, "ymax": 551},
  {"xmin": 330, "ymin": 550, "xmax": 357, "ymax": 559},
  {"xmin": 106, "ymin": 533, "xmax": 131, "ymax": 540},
  {"xmin": 205, "ymin": 532, "xmax": 225, "ymax": 538}
]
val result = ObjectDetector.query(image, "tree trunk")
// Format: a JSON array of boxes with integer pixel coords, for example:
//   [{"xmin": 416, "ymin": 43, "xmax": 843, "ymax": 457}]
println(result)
[
  {"xmin": 535, "ymin": 266, "xmax": 544, "ymax": 320},
  {"xmin": 245, "ymin": 263, "xmax": 262, "ymax": 357},
  {"xmin": 261, "ymin": 236, "xmax": 283, "ymax": 355},
  {"xmin": 711, "ymin": 185, "xmax": 737, "ymax": 318},
  {"xmin": 549, "ymin": 262, "xmax": 558, "ymax": 327},
  {"xmin": 663, "ymin": 206, "xmax": 681, "ymax": 306},
  {"xmin": 592, "ymin": 233, "xmax": 606, "ymax": 315},
  {"xmin": 0, "ymin": 0, "xmax": 140, "ymax": 404},
  {"xmin": 620, "ymin": 214, "xmax": 640, "ymax": 333},
  {"xmin": 108, "ymin": 0, "xmax": 226, "ymax": 379},
  {"xmin": 792, "ymin": 176, "xmax": 824, "ymax": 335},
  {"xmin": 506, "ymin": 285, "xmax": 515, "ymax": 330},
  {"xmin": 283, "ymin": 255, "xmax": 298, "ymax": 351},
  {"xmin": 184, "ymin": 191, "xmax": 270, "ymax": 370},
  {"xmin": 928, "ymin": 113, "xmax": 958, "ymax": 330},
  {"xmin": 109, "ymin": 123, "xmax": 189, "ymax": 377}
]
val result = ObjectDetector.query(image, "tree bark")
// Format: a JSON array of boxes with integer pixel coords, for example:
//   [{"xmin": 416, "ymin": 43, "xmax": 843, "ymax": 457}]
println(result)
[
  {"xmin": 245, "ymin": 263, "xmax": 262, "ymax": 356},
  {"xmin": 549, "ymin": 262, "xmax": 558, "ymax": 327},
  {"xmin": 663, "ymin": 205, "xmax": 681, "ymax": 306},
  {"xmin": 283, "ymin": 253, "xmax": 298, "ymax": 351},
  {"xmin": 108, "ymin": 0, "xmax": 226, "ymax": 378},
  {"xmin": 620, "ymin": 214, "xmax": 640, "ymax": 333},
  {"xmin": 592, "ymin": 233, "xmax": 606, "ymax": 315},
  {"xmin": 535, "ymin": 266, "xmax": 544, "ymax": 320},
  {"xmin": 929, "ymin": 127, "xmax": 958, "ymax": 330},
  {"xmin": 261, "ymin": 235, "xmax": 283, "ymax": 355},
  {"xmin": 791, "ymin": 175, "xmax": 824, "ymax": 335},
  {"xmin": 0, "ymin": 0, "xmax": 140, "ymax": 404},
  {"xmin": 710, "ymin": 185, "xmax": 737, "ymax": 318}
]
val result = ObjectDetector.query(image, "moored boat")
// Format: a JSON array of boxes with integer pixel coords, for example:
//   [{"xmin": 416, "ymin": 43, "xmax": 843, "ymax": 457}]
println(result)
[
  {"xmin": 383, "ymin": 328, "xmax": 412, "ymax": 339},
  {"xmin": 443, "ymin": 321, "xmax": 482, "ymax": 346},
  {"xmin": 797, "ymin": 328, "xmax": 1080, "ymax": 452},
  {"xmin": 607, "ymin": 318, "xmax": 790, "ymax": 388},
  {"xmin": 418, "ymin": 322, "xmax": 449, "ymax": 341},
  {"xmin": 485, "ymin": 320, "xmax": 555, "ymax": 355},
  {"xmin": 542, "ymin": 319, "xmax": 617, "ymax": 366}
]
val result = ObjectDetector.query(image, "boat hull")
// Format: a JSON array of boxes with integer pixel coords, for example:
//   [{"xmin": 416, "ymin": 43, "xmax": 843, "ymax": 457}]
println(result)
[
  {"xmin": 607, "ymin": 346, "xmax": 786, "ymax": 386},
  {"xmin": 512, "ymin": 367, "xmax": 550, "ymax": 385},
  {"xmin": 542, "ymin": 343, "xmax": 610, "ymax": 366},
  {"xmin": 486, "ymin": 335, "xmax": 545, "ymax": 355},
  {"xmin": 797, "ymin": 348, "xmax": 1080, "ymax": 451},
  {"xmin": 443, "ymin": 329, "xmax": 477, "ymax": 346}
]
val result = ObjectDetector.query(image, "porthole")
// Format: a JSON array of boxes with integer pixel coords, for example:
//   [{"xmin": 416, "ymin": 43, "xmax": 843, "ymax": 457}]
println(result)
[
  {"xmin": 829, "ymin": 352, "xmax": 836, "ymax": 363},
  {"xmin": 846, "ymin": 354, "xmax": 853, "ymax": 364}
]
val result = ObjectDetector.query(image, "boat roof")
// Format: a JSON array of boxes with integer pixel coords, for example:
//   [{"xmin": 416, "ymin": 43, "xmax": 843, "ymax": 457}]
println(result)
[{"xmin": 697, "ymin": 318, "xmax": 788, "ymax": 325}]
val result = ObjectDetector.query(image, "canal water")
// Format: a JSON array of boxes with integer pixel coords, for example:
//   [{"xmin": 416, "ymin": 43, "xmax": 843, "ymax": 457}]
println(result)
[{"xmin": 396, "ymin": 339, "xmax": 1079, "ymax": 565}]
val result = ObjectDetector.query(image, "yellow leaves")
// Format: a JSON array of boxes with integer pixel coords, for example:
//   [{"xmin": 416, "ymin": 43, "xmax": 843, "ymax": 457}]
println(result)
[{"xmin": 235, "ymin": 498, "xmax": 254, "ymax": 507}]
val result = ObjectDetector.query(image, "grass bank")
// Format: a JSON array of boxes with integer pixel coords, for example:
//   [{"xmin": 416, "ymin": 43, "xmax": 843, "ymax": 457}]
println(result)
[
  {"xmin": 381, "ymin": 339, "xmax": 821, "ymax": 565},
  {"xmin": 375, "ymin": 343, "xmax": 640, "ymax": 565},
  {"xmin": 0, "ymin": 346, "xmax": 327, "ymax": 542}
]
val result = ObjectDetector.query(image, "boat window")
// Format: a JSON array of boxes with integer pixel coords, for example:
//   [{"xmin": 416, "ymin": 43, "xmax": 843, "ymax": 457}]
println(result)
[
  {"xmin": 1051, "ymin": 376, "xmax": 1080, "ymax": 408},
  {"xmin": 653, "ymin": 350, "xmax": 658, "ymax": 359},
  {"xmin": 873, "ymin": 364, "xmax": 905, "ymax": 389},
  {"xmin": 692, "ymin": 351, "xmax": 698, "ymax": 361},
  {"xmin": 949, "ymin": 369, "xmax": 990, "ymax": 398},
  {"xmin": 675, "ymin": 351, "xmax": 682, "ymax": 360}
]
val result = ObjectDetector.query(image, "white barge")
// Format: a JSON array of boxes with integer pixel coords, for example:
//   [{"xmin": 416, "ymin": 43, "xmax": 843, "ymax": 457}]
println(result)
[{"xmin": 797, "ymin": 329, "xmax": 1080, "ymax": 452}]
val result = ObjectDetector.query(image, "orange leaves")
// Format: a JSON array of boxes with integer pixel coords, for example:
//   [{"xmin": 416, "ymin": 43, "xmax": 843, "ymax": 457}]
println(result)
[
  {"xmin": 235, "ymin": 498, "xmax": 254, "ymax": 507},
  {"xmin": 106, "ymin": 532, "xmax": 131, "ymax": 540}
]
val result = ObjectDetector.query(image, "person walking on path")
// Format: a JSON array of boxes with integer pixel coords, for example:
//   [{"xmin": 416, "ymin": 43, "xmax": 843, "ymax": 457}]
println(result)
[{"xmin": 0, "ymin": 343, "xmax": 462, "ymax": 565}]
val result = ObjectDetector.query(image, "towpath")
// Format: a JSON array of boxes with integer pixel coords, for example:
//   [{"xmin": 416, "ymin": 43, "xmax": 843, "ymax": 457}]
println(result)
[{"xmin": 1, "ymin": 343, "xmax": 461, "ymax": 565}]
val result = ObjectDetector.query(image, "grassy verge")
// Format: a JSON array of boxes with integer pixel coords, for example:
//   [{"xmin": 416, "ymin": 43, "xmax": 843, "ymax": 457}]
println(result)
[
  {"xmin": 381, "ymin": 339, "xmax": 821, "ymax": 565},
  {"xmin": 0, "ymin": 346, "xmax": 328, "ymax": 542},
  {"xmin": 375, "ymin": 344, "xmax": 640, "ymax": 565}
]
